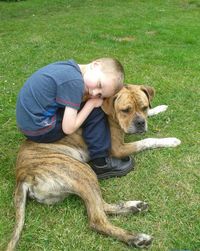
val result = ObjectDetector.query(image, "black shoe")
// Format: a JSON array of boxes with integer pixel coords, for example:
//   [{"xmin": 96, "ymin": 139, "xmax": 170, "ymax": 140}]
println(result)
[{"xmin": 90, "ymin": 156, "xmax": 134, "ymax": 179}]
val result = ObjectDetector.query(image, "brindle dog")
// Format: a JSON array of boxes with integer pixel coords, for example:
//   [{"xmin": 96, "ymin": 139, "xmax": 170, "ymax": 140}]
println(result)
[{"xmin": 6, "ymin": 85, "xmax": 181, "ymax": 250}]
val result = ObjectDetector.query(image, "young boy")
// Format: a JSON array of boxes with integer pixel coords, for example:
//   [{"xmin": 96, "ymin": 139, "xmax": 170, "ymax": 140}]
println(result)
[{"xmin": 16, "ymin": 58, "xmax": 133, "ymax": 179}]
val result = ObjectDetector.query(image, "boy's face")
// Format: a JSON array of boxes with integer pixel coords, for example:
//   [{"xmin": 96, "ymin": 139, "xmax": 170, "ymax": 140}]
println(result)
[{"xmin": 84, "ymin": 63, "xmax": 116, "ymax": 98}]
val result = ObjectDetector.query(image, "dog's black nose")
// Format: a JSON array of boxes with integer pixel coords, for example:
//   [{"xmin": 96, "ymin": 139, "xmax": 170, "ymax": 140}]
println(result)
[{"xmin": 135, "ymin": 117, "xmax": 145, "ymax": 128}]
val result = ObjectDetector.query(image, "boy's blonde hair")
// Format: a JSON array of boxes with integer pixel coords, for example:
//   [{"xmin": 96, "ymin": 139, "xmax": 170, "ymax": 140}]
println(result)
[{"xmin": 93, "ymin": 58, "xmax": 125, "ymax": 93}]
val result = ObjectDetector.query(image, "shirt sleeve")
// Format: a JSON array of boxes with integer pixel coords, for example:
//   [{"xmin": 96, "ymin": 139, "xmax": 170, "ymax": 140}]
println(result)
[{"xmin": 56, "ymin": 80, "xmax": 84, "ymax": 110}]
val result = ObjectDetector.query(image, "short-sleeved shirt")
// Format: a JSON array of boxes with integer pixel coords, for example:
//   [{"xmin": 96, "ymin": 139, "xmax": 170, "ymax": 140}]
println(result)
[{"xmin": 16, "ymin": 59, "xmax": 84, "ymax": 136}]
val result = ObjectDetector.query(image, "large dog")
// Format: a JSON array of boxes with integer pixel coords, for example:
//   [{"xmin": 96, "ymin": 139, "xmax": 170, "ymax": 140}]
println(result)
[{"xmin": 6, "ymin": 85, "xmax": 181, "ymax": 250}]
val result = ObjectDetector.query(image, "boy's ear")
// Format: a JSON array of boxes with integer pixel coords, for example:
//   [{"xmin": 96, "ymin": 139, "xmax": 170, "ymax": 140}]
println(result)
[
  {"xmin": 141, "ymin": 85, "xmax": 155, "ymax": 107},
  {"xmin": 91, "ymin": 61, "xmax": 100, "ymax": 70},
  {"xmin": 90, "ymin": 62, "xmax": 94, "ymax": 70}
]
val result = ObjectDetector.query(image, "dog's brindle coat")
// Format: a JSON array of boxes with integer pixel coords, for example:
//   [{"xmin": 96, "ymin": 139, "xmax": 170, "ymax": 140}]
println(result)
[{"xmin": 6, "ymin": 85, "xmax": 181, "ymax": 250}]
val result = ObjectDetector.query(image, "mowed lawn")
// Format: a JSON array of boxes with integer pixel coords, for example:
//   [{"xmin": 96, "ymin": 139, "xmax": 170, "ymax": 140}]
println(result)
[{"xmin": 0, "ymin": 0, "xmax": 199, "ymax": 250}]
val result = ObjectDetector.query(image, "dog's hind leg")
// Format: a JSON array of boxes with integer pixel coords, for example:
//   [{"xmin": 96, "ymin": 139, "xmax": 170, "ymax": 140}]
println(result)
[
  {"xmin": 70, "ymin": 166, "xmax": 152, "ymax": 248},
  {"xmin": 6, "ymin": 182, "xmax": 28, "ymax": 251}
]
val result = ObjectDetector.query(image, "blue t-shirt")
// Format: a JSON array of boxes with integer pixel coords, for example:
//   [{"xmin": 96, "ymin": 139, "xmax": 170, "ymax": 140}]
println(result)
[{"xmin": 16, "ymin": 60, "xmax": 84, "ymax": 136}]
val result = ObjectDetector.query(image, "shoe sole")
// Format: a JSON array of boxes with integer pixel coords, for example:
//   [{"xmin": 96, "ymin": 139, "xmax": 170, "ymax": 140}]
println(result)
[{"xmin": 97, "ymin": 161, "xmax": 134, "ymax": 180}]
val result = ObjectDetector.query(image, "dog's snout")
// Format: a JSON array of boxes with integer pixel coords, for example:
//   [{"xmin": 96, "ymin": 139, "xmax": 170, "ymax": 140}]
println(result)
[
  {"xmin": 132, "ymin": 115, "xmax": 147, "ymax": 134},
  {"xmin": 135, "ymin": 117, "xmax": 145, "ymax": 128}
]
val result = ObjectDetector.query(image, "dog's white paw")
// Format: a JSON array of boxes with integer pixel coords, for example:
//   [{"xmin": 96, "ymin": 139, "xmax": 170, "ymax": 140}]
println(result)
[
  {"xmin": 138, "ymin": 138, "xmax": 181, "ymax": 151},
  {"xmin": 163, "ymin": 137, "xmax": 181, "ymax": 147},
  {"xmin": 116, "ymin": 201, "xmax": 148, "ymax": 214},
  {"xmin": 158, "ymin": 105, "xmax": 168, "ymax": 112},
  {"xmin": 123, "ymin": 201, "xmax": 148, "ymax": 213},
  {"xmin": 128, "ymin": 233, "xmax": 153, "ymax": 248},
  {"xmin": 148, "ymin": 105, "xmax": 168, "ymax": 117}
]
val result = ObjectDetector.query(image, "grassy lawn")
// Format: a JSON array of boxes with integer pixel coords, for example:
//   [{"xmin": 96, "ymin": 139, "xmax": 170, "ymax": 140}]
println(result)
[{"xmin": 0, "ymin": 0, "xmax": 199, "ymax": 250}]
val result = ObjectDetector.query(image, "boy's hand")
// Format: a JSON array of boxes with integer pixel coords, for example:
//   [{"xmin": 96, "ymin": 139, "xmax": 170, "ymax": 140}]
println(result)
[{"xmin": 87, "ymin": 98, "xmax": 103, "ymax": 108}]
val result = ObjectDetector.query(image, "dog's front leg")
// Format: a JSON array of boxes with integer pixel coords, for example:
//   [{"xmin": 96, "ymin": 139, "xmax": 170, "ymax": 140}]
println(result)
[
  {"xmin": 110, "ymin": 124, "xmax": 138, "ymax": 158},
  {"xmin": 111, "ymin": 137, "xmax": 181, "ymax": 157},
  {"xmin": 148, "ymin": 105, "xmax": 168, "ymax": 117},
  {"xmin": 109, "ymin": 116, "xmax": 181, "ymax": 158},
  {"xmin": 127, "ymin": 137, "xmax": 181, "ymax": 154}
]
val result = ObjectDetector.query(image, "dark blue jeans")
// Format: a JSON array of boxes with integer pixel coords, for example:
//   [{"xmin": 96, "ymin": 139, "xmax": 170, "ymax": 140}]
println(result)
[{"xmin": 26, "ymin": 107, "xmax": 111, "ymax": 160}]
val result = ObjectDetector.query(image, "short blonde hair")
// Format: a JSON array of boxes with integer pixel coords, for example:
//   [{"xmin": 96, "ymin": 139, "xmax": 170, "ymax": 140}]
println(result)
[{"xmin": 93, "ymin": 57, "xmax": 125, "ymax": 94}]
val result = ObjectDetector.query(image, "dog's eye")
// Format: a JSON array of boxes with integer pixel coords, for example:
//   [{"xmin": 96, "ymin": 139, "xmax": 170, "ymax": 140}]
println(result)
[
  {"xmin": 142, "ymin": 106, "xmax": 148, "ymax": 112},
  {"xmin": 121, "ymin": 107, "xmax": 131, "ymax": 113}
]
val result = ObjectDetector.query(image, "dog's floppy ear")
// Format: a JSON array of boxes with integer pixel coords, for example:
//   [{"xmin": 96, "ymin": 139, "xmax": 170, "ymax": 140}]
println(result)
[
  {"xmin": 141, "ymin": 86, "xmax": 155, "ymax": 108},
  {"xmin": 102, "ymin": 95, "xmax": 117, "ymax": 115}
]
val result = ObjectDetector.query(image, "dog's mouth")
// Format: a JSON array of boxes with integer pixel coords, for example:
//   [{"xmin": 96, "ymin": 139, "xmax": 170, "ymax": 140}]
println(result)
[{"xmin": 127, "ymin": 126, "xmax": 147, "ymax": 134}]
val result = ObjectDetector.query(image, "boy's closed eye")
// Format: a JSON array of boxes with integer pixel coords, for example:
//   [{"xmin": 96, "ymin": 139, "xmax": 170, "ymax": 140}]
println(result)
[
  {"xmin": 90, "ymin": 94, "xmax": 103, "ymax": 99},
  {"xmin": 97, "ymin": 94, "xmax": 103, "ymax": 98}
]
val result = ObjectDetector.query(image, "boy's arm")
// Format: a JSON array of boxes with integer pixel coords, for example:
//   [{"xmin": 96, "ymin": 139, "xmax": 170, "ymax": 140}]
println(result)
[{"xmin": 62, "ymin": 98, "xmax": 103, "ymax": 134}]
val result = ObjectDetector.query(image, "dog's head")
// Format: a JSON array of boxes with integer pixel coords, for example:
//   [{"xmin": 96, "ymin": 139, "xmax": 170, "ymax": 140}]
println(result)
[{"xmin": 102, "ymin": 84, "xmax": 155, "ymax": 134}]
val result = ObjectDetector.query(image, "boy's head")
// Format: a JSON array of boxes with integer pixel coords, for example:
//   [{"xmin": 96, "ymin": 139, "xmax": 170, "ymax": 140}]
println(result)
[{"xmin": 83, "ymin": 57, "xmax": 125, "ymax": 98}]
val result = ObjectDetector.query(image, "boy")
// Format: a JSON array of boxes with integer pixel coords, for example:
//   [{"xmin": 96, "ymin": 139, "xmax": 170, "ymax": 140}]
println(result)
[{"xmin": 16, "ymin": 58, "xmax": 133, "ymax": 179}]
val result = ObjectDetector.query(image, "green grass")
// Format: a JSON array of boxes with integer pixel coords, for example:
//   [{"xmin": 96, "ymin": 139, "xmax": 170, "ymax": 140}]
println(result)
[{"xmin": 0, "ymin": 0, "xmax": 199, "ymax": 250}]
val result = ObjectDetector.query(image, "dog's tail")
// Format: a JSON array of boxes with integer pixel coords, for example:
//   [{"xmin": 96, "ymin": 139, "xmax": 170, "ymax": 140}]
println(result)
[{"xmin": 6, "ymin": 182, "xmax": 28, "ymax": 251}]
